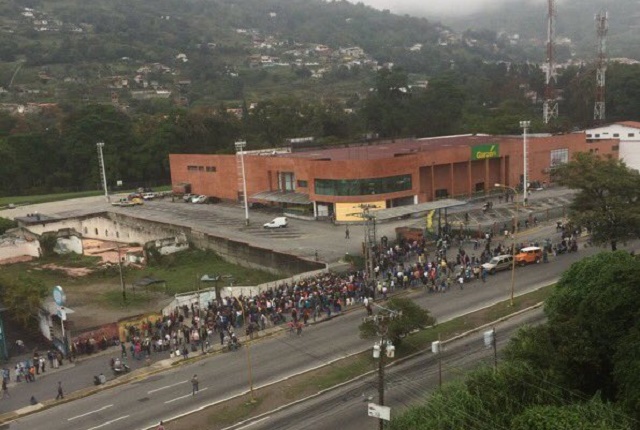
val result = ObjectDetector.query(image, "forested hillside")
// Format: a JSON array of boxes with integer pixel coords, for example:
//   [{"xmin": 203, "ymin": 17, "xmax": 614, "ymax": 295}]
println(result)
[
  {"xmin": 1, "ymin": 0, "xmax": 640, "ymax": 198},
  {"xmin": 440, "ymin": 0, "xmax": 640, "ymax": 60}
]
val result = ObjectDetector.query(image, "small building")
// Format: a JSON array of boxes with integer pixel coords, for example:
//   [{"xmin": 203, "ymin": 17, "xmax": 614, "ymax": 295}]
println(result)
[{"xmin": 585, "ymin": 121, "xmax": 640, "ymax": 171}]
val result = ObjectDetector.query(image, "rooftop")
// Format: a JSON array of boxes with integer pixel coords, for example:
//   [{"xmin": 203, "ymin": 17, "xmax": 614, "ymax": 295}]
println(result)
[{"xmin": 281, "ymin": 134, "xmax": 515, "ymax": 161}]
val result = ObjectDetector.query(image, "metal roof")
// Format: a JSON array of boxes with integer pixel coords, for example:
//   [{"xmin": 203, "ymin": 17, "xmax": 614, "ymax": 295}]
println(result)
[
  {"xmin": 251, "ymin": 190, "xmax": 311, "ymax": 205},
  {"xmin": 371, "ymin": 199, "xmax": 467, "ymax": 221}
]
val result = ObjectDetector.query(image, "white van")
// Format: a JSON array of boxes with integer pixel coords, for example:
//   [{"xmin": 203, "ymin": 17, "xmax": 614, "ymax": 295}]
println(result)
[
  {"xmin": 263, "ymin": 217, "xmax": 288, "ymax": 228},
  {"xmin": 481, "ymin": 254, "xmax": 514, "ymax": 274}
]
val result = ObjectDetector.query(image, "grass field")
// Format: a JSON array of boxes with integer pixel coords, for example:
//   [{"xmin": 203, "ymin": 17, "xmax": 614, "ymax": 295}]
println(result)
[{"xmin": 0, "ymin": 249, "xmax": 282, "ymax": 309}]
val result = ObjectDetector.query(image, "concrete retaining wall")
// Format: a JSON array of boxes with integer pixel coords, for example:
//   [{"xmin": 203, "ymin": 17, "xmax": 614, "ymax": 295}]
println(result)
[{"xmin": 23, "ymin": 212, "xmax": 324, "ymax": 277}]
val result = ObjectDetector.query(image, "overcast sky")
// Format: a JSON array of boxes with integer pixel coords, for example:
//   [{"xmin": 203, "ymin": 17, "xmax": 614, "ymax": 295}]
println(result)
[{"xmin": 350, "ymin": 0, "xmax": 537, "ymax": 17}]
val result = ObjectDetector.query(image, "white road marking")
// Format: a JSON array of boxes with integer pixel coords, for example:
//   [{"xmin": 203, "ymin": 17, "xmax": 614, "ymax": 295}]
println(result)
[
  {"xmin": 164, "ymin": 387, "xmax": 209, "ymax": 404},
  {"xmin": 147, "ymin": 380, "xmax": 188, "ymax": 394},
  {"xmin": 68, "ymin": 405, "xmax": 113, "ymax": 421},
  {"xmin": 235, "ymin": 416, "xmax": 271, "ymax": 429},
  {"xmin": 85, "ymin": 415, "xmax": 129, "ymax": 430}
]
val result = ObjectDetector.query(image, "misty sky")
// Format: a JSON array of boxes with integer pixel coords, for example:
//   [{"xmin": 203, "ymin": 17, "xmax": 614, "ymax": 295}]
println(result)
[{"xmin": 351, "ymin": 0, "xmax": 539, "ymax": 17}]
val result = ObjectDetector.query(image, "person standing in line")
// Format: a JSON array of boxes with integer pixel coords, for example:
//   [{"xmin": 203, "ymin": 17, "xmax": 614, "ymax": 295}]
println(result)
[
  {"xmin": 2, "ymin": 378, "xmax": 9, "ymax": 398},
  {"xmin": 191, "ymin": 374, "xmax": 199, "ymax": 395},
  {"xmin": 345, "ymin": 225, "xmax": 350, "ymax": 239},
  {"xmin": 56, "ymin": 381, "xmax": 64, "ymax": 400}
]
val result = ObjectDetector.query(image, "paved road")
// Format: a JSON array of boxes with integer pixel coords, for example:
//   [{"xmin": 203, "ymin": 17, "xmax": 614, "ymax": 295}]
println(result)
[
  {"xmin": 2, "ymin": 236, "xmax": 625, "ymax": 430},
  {"xmin": 226, "ymin": 307, "xmax": 546, "ymax": 430}
]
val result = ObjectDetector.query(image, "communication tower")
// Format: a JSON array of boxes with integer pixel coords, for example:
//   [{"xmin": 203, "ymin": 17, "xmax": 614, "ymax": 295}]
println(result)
[
  {"xmin": 542, "ymin": 0, "xmax": 558, "ymax": 124},
  {"xmin": 594, "ymin": 10, "xmax": 608, "ymax": 123}
]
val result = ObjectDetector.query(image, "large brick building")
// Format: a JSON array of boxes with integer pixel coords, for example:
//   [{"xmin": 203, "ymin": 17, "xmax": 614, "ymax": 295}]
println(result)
[{"xmin": 169, "ymin": 133, "xmax": 618, "ymax": 221}]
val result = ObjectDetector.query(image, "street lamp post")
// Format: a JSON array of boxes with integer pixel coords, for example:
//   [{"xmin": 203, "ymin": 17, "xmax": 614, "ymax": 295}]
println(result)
[
  {"xmin": 495, "ymin": 184, "xmax": 519, "ymax": 306},
  {"xmin": 235, "ymin": 141, "xmax": 250, "ymax": 226},
  {"xmin": 96, "ymin": 142, "xmax": 110, "ymax": 203},
  {"xmin": 519, "ymin": 121, "xmax": 530, "ymax": 206}
]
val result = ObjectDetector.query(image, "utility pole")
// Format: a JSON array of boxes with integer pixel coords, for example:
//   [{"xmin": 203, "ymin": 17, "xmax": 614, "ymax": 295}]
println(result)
[
  {"xmin": 116, "ymin": 243, "xmax": 126, "ymax": 303},
  {"xmin": 594, "ymin": 10, "xmax": 608, "ymax": 123},
  {"xmin": 366, "ymin": 304, "xmax": 400, "ymax": 429},
  {"xmin": 97, "ymin": 142, "xmax": 110, "ymax": 203}
]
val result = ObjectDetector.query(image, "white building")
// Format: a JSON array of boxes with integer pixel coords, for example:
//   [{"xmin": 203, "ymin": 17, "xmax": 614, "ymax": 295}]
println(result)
[{"xmin": 585, "ymin": 121, "xmax": 640, "ymax": 171}]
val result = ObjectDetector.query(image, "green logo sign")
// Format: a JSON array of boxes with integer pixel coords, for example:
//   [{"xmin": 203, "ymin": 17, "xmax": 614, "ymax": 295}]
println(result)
[{"xmin": 471, "ymin": 144, "xmax": 500, "ymax": 160}]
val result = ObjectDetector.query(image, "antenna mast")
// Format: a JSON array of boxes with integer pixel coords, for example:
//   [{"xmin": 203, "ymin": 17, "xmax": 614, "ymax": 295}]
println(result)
[
  {"xmin": 594, "ymin": 10, "xmax": 608, "ymax": 123},
  {"xmin": 542, "ymin": 0, "xmax": 558, "ymax": 124}
]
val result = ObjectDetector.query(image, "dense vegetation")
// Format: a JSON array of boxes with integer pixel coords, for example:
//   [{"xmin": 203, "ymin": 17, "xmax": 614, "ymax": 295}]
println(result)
[
  {"xmin": 2, "ymin": 61, "xmax": 640, "ymax": 197},
  {"xmin": 391, "ymin": 251, "xmax": 640, "ymax": 429}
]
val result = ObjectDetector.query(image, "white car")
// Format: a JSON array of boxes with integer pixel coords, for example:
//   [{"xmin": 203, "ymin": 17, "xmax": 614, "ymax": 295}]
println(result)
[
  {"xmin": 191, "ymin": 195, "xmax": 208, "ymax": 204},
  {"xmin": 263, "ymin": 217, "xmax": 288, "ymax": 228},
  {"xmin": 142, "ymin": 192, "xmax": 156, "ymax": 200}
]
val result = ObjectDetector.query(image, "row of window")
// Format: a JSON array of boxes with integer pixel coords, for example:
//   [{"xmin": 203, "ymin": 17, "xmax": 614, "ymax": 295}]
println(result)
[
  {"xmin": 314, "ymin": 175, "xmax": 412, "ymax": 196},
  {"xmin": 187, "ymin": 165, "xmax": 217, "ymax": 172},
  {"xmin": 587, "ymin": 132, "xmax": 635, "ymax": 138}
]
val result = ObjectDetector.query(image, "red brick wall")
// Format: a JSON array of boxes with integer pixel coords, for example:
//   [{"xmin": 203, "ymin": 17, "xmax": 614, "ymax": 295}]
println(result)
[{"xmin": 169, "ymin": 134, "xmax": 619, "ymax": 204}]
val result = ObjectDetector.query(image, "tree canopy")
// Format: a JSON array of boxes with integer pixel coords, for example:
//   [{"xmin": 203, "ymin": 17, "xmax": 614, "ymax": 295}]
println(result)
[
  {"xmin": 359, "ymin": 297, "xmax": 435, "ymax": 346},
  {"xmin": 552, "ymin": 152, "xmax": 640, "ymax": 250}
]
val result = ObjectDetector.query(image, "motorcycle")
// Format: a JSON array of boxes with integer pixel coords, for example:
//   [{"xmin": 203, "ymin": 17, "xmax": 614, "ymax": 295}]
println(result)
[{"xmin": 110, "ymin": 357, "xmax": 131, "ymax": 375}]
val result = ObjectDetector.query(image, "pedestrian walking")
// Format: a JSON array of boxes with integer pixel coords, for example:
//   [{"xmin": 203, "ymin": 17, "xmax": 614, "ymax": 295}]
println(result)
[
  {"xmin": 345, "ymin": 226, "xmax": 350, "ymax": 239},
  {"xmin": 56, "ymin": 381, "xmax": 64, "ymax": 400},
  {"xmin": 2, "ymin": 378, "xmax": 9, "ymax": 399},
  {"xmin": 157, "ymin": 421, "xmax": 165, "ymax": 430},
  {"xmin": 191, "ymin": 374, "xmax": 199, "ymax": 395}
]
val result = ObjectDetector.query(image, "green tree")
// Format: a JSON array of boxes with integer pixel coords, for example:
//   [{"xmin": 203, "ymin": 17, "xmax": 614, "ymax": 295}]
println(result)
[
  {"xmin": 359, "ymin": 297, "xmax": 435, "ymax": 345},
  {"xmin": 0, "ymin": 217, "xmax": 17, "ymax": 234},
  {"xmin": 0, "ymin": 276, "xmax": 47, "ymax": 330},
  {"xmin": 552, "ymin": 152, "xmax": 640, "ymax": 250}
]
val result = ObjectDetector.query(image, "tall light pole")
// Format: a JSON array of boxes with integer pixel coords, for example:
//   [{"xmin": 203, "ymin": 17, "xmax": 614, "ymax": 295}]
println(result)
[
  {"xmin": 96, "ymin": 142, "xmax": 110, "ymax": 203},
  {"xmin": 519, "ymin": 121, "xmax": 530, "ymax": 206},
  {"xmin": 495, "ymin": 184, "xmax": 519, "ymax": 306},
  {"xmin": 235, "ymin": 141, "xmax": 250, "ymax": 226}
]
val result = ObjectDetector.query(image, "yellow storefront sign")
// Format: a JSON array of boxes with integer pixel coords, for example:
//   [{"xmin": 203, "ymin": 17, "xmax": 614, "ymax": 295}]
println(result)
[{"xmin": 335, "ymin": 201, "xmax": 386, "ymax": 222}]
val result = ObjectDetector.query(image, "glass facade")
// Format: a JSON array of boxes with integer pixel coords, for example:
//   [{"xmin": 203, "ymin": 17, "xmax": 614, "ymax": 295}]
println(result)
[{"xmin": 314, "ymin": 174, "xmax": 412, "ymax": 196}]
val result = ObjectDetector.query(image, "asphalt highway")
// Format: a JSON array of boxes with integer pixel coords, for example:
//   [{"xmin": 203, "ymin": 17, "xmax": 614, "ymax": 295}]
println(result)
[
  {"xmin": 225, "ymin": 307, "xmax": 546, "ymax": 430},
  {"xmin": 2, "ymin": 232, "xmax": 621, "ymax": 430}
]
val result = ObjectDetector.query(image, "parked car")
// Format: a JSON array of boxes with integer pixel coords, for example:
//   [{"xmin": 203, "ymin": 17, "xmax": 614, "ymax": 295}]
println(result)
[
  {"xmin": 515, "ymin": 246, "xmax": 543, "ymax": 266},
  {"xmin": 191, "ymin": 194, "xmax": 209, "ymax": 204},
  {"xmin": 112, "ymin": 198, "xmax": 135, "ymax": 207},
  {"xmin": 192, "ymin": 195, "xmax": 208, "ymax": 204},
  {"xmin": 263, "ymin": 216, "xmax": 288, "ymax": 228},
  {"xmin": 142, "ymin": 192, "xmax": 156, "ymax": 200},
  {"xmin": 481, "ymin": 254, "xmax": 514, "ymax": 274},
  {"xmin": 182, "ymin": 193, "xmax": 194, "ymax": 202}
]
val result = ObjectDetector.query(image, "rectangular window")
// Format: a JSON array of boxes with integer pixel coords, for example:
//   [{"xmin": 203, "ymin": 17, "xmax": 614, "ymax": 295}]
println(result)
[
  {"xmin": 279, "ymin": 172, "xmax": 295, "ymax": 191},
  {"xmin": 198, "ymin": 166, "xmax": 204, "ymax": 171},
  {"xmin": 595, "ymin": 134, "xmax": 600, "ymax": 138},
  {"xmin": 206, "ymin": 166, "xmax": 217, "ymax": 172},
  {"xmin": 550, "ymin": 148, "xmax": 569, "ymax": 167},
  {"xmin": 315, "ymin": 175, "xmax": 412, "ymax": 196},
  {"xmin": 586, "ymin": 134, "xmax": 592, "ymax": 138},
  {"xmin": 187, "ymin": 165, "xmax": 198, "ymax": 172},
  {"xmin": 613, "ymin": 133, "xmax": 620, "ymax": 137},
  {"xmin": 629, "ymin": 133, "xmax": 635, "ymax": 137},
  {"xmin": 297, "ymin": 180, "xmax": 308, "ymax": 188}
]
